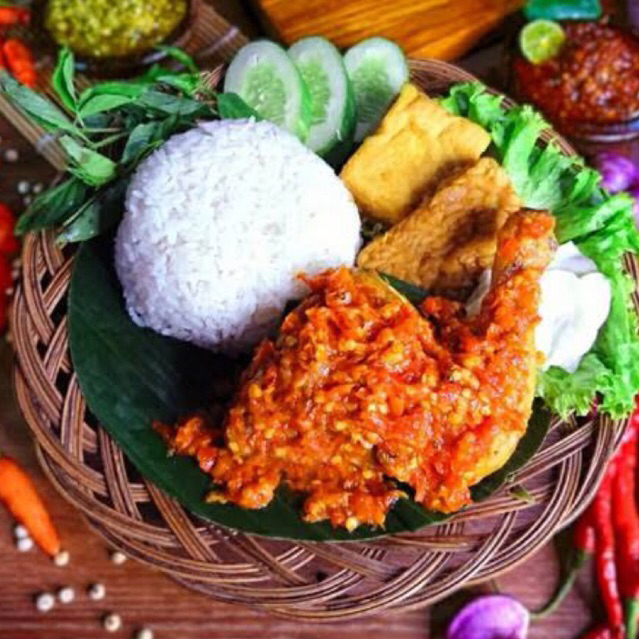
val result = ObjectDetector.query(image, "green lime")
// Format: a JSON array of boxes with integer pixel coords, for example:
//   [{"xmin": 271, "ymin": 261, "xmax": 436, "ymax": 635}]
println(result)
[{"xmin": 519, "ymin": 19, "xmax": 566, "ymax": 64}]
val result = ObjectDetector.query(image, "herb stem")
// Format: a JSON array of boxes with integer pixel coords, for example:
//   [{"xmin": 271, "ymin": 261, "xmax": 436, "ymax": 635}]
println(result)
[
  {"xmin": 93, "ymin": 131, "xmax": 129, "ymax": 149},
  {"xmin": 84, "ymin": 127, "xmax": 123, "ymax": 134}
]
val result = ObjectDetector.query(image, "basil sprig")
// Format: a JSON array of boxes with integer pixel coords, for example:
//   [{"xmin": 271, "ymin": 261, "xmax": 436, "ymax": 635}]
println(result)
[{"xmin": 1, "ymin": 46, "xmax": 255, "ymax": 243}]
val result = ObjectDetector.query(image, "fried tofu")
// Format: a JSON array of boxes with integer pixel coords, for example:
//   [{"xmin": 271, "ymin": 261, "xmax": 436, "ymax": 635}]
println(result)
[
  {"xmin": 340, "ymin": 83, "xmax": 491, "ymax": 225},
  {"xmin": 357, "ymin": 158, "xmax": 521, "ymax": 295}
]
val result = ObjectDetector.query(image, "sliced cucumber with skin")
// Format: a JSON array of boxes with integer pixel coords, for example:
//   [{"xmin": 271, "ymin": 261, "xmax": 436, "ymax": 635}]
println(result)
[
  {"xmin": 224, "ymin": 40, "xmax": 312, "ymax": 141},
  {"xmin": 288, "ymin": 36, "xmax": 356, "ymax": 160},
  {"xmin": 343, "ymin": 37, "xmax": 410, "ymax": 142}
]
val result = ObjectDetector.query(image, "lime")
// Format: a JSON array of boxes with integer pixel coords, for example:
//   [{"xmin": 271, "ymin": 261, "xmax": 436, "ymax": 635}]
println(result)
[{"xmin": 519, "ymin": 19, "xmax": 566, "ymax": 64}]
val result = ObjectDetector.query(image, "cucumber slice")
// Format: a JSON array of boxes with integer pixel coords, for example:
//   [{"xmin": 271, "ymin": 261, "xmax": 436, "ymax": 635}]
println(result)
[
  {"xmin": 288, "ymin": 36, "xmax": 356, "ymax": 159},
  {"xmin": 224, "ymin": 40, "xmax": 312, "ymax": 141},
  {"xmin": 343, "ymin": 37, "xmax": 409, "ymax": 142}
]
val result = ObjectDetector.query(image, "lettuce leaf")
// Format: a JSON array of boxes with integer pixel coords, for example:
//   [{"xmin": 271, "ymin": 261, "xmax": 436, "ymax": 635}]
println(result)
[
  {"xmin": 536, "ymin": 354, "xmax": 609, "ymax": 418},
  {"xmin": 441, "ymin": 82, "xmax": 639, "ymax": 418}
]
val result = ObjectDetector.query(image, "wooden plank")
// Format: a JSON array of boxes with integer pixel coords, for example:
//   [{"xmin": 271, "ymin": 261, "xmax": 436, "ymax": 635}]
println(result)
[{"xmin": 252, "ymin": 0, "xmax": 524, "ymax": 60}]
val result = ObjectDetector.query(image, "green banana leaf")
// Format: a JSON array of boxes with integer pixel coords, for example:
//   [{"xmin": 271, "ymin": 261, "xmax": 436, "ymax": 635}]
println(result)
[{"xmin": 68, "ymin": 237, "xmax": 552, "ymax": 541}]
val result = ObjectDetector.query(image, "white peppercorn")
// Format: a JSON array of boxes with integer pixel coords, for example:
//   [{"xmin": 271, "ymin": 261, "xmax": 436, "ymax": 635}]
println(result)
[
  {"xmin": 53, "ymin": 550, "xmax": 70, "ymax": 567},
  {"xmin": 87, "ymin": 582, "xmax": 106, "ymax": 601},
  {"xmin": 17, "ymin": 536, "xmax": 34, "ymax": 552},
  {"xmin": 13, "ymin": 524, "xmax": 29, "ymax": 539},
  {"xmin": 103, "ymin": 612, "xmax": 122, "ymax": 632},
  {"xmin": 110, "ymin": 550, "xmax": 127, "ymax": 565},
  {"xmin": 35, "ymin": 592, "xmax": 55, "ymax": 612},
  {"xmin": 57, "ymin": 586, "xmax": 74, "ymax": 604}
]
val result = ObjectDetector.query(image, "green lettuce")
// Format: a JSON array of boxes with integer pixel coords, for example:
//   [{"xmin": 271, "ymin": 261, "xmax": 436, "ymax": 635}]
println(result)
[{"xmin": 441, "ymin": 83, "xmax": 639, "ymax": 418}]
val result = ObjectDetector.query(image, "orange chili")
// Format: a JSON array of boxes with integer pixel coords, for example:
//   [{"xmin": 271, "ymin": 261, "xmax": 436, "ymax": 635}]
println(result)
[{"xmin": 0, "ymin": 456, "xmax": 61, "ymax": 556}]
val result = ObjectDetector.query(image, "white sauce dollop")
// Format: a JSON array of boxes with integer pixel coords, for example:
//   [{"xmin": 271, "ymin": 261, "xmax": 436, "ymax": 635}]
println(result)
[{"xmin": 466, "ymin": 242, "xmax": 611, "ymax": 373}]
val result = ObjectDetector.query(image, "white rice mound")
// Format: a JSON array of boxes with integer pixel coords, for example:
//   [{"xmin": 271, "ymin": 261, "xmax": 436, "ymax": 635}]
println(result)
[{"xmin": 115, "ymin": 119, "xmax": 361, "ymax": 353}]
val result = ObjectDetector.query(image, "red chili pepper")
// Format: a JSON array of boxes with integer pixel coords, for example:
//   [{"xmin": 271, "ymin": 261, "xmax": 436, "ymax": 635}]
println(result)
[
  {"xmin": 541, "ymin": 405, "xmax": 639, "ymax": 634},
  {"xmin": 0, "ymin": 254, "xmax": 11, "ymax": 290},
  {"xmin": 0, "ymin": 203, "xmax": 19, "ymax": 256},
  {"xmin": 0, "ymin": 255, "xmax": 9, "ymax": 332},
  {"xmin": 0, "ymin": 7, "xmax": 30, "ymax": 26},
  {"xmin": 613, "ymin": 408, "xmax": 639, "ymax": 639},
  {"xmin": 580, "ymin": 626, "xmax": 614, "ymax": 639},
  {"xmin": 576, "ymin": 507, "xmax": 597, "ymax": 555},
  {"xmin": 3, "ymin": 38, "xmax": 36, "ymax": 88},
  {"xmin": 594, "ymin": 458, "xmax": 625, "ymax": 635}
]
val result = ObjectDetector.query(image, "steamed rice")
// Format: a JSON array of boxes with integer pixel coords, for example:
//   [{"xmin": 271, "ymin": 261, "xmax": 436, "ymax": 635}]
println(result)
[{"xmin": 115, "ymin": 119, "xmax": 361, "ymax": 353}]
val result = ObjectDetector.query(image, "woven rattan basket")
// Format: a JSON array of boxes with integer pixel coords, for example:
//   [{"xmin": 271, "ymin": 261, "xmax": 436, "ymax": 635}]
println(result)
[{"xmin": 10, "ymin": 56, "xmax": 637, "ymax": 620}]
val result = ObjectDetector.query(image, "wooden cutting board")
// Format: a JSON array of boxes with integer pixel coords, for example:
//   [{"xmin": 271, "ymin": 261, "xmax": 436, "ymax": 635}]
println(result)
[{"xmin": 252, "ymin": 0, "xmax": 524, "ymax": 60}]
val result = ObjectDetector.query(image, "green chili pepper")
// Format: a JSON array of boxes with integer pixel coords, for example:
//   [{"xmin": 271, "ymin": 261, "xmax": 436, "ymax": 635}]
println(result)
[{"xmin": 524, "ymin": 0, "xmax": 602, "ymax": 21}]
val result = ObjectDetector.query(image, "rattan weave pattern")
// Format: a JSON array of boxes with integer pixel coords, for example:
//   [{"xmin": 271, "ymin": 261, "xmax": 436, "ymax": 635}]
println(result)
[{"xmin": 10, "ymin": 59, "xmax": 635, "ymax": 620}]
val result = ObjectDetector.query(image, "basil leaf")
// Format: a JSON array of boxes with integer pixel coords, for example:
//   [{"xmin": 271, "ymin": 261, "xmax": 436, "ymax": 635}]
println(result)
[
  {"xmin": 81, "ymin": 113, "xmax": 111, "ymax": 129},
  {"xmin": 156, "ymin": 45, "xmax": 199, "ymax": 75},
  {"xmin": 150, "ymin": 72, "xmax": 201, "ymax": 96},
  {"xmin": 60, "ymin": 136, "xmax": 118, "ymax": 186},
  {"xmin": 217, "ymin": 93, "xmax": 261, "ymax": 120},
  {"xmin": 51, "ymin": 47, "xmax": 77, "ymax": 112},
  {"xmin": 0, "ymin": 71, "xmax": 83, "ymax": 137},
  {"xmin": 121, "ymin": 121, "xmax": 162, "ymax": 164},
  {"xmin": 16, "ymin": 177, "xmax": 90, "ymax": 233},
  {"xmin": 136, "ymin": 90, "xmax": 213, "ymax": 117},
  {"xmin": 380, "ymin": 272, "xmax": 428, "ymax": 304},
  {"xmin": 79, "ymin": 93, "xmax": 143, "ymax": 118},
  {"xmin": 78, "ymin": 81, "xmax": 152, "ymax": 118},
  {"xmin": 121, "ymin": 114, "xmax": 192, "ymax": 165},
  {"xmin": 155, "ymin": 113, "xmax": 185, "ymax": 138},
  {"xmin": 59, "ymin": 178, "xmax": 128, "ymax": 243},
  {"xmin": 80, "ymin": 81, "xmax": 150, "ymax": 102}
]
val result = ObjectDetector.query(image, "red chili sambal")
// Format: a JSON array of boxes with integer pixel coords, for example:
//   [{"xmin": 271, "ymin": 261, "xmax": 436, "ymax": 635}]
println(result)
[
  {"xmin": 159, "ymin": 211, "xmax": 555, "ymax": 531},
  {"xmin": 514, "ymin": 22, "xmax": 639, "ymax": 129}
]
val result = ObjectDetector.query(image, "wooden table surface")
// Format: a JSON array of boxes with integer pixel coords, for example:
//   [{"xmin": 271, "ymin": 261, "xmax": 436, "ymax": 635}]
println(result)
[{"xmin": 0, "ymin": 2, "xmax": 599, "ymax": 637}]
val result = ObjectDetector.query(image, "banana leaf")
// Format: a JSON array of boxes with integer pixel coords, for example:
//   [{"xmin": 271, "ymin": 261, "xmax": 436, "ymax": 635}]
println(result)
[{"xmin": 68, "ymin": 238, "xmax": 551, "ymax": 541}]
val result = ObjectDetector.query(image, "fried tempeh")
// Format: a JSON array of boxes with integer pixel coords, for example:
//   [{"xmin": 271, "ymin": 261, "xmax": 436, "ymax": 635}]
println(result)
[{"xmin": 357, "ymin": 157, "xmax": 521, "ymax": 296}]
